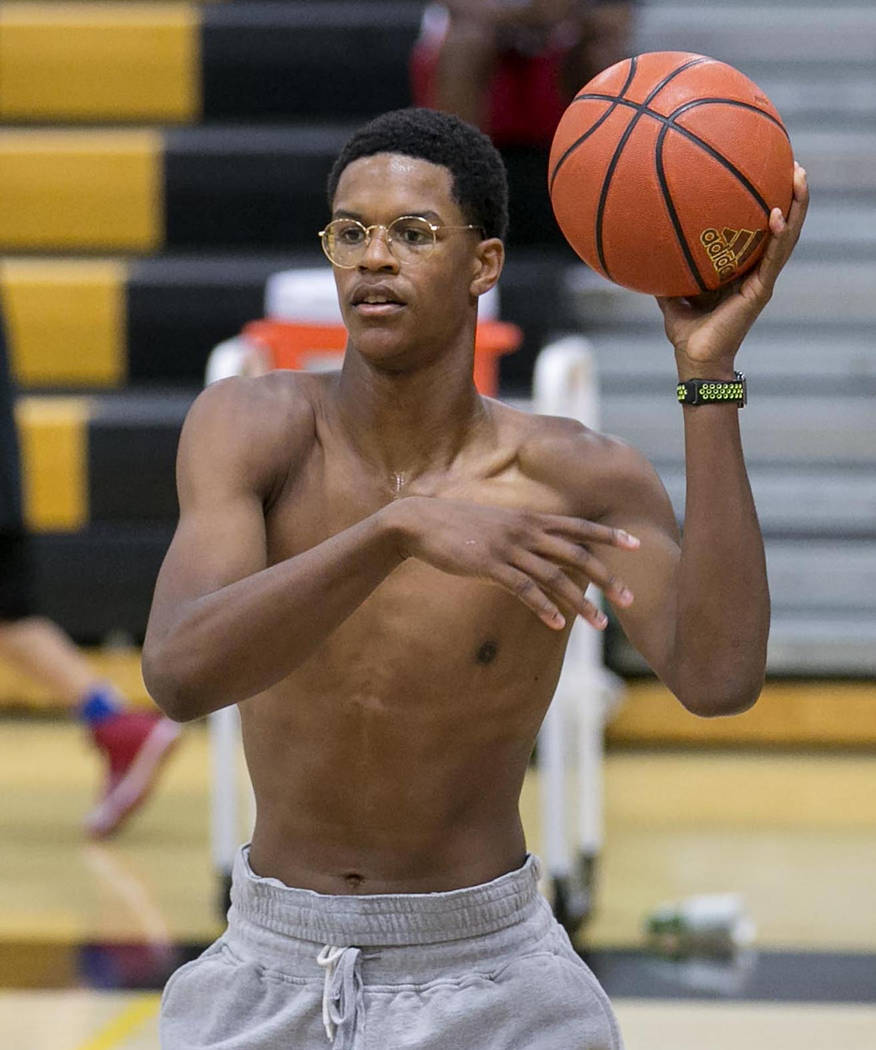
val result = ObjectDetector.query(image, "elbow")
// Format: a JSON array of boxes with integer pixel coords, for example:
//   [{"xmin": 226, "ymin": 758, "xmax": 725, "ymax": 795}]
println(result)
[
  {"xmin": 667, "ymin": 631, "xmax": 768, "ymax": 717},
  {"xmin": 672, "ymin": 667, "xmax": 760, "ymax": 718},
  {"xmin": 676, "ymin": 674, "xmax": 764, "ymax": 718},
  {"xmin": 142, "ymin": 643, "xmax": 210, "ymax": 723},
  {"xmin": 679, "ymin": 687, "xmax": 760, "ymax": 718}
]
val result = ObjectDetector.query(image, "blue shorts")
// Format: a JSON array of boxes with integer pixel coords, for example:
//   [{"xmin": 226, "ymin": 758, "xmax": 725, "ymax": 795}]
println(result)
[{"xmin": 160, "ymin": 846, "xmax": 623, "ymax": 1049}]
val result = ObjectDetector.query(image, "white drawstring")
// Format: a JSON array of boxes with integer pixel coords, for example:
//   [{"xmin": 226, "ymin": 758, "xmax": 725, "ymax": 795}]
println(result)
[{"xmin": 316, "ymin": 944, "xmax": 363, "ymax": 1047}]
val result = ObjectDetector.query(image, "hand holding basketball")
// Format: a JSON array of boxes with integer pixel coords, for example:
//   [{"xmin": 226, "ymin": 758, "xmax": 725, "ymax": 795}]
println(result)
[{"xmin": 658, "ymin": 162, "xmax": 809, "ymax": 373}]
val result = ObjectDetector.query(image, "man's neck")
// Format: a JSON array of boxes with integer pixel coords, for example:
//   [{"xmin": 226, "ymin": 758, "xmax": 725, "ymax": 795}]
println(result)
[{"xmin": 333, "ymin": 349, "xmax": 490, "ymax": 482}]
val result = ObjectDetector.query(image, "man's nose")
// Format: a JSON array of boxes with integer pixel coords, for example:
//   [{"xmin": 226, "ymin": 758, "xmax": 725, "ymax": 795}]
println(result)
[{"xmin": 359, "ymin": 225, "xmax": 398, "ymax": 270}]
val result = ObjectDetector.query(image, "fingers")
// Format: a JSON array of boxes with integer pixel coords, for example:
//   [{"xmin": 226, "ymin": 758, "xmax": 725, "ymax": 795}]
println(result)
[
  {"xmin": 780, "ymin": 162, "xmax": 810, "ymax": 247},
  {"xmin": 768, "ymin": 163, "xmax": 808, "ymax": 237},
  {"xmin": 517, "ymin": 515, "xmax": 638, "ymax": 627},
  {"xmin": 538, "ymin": 514, "xmax": 641, "ymax": 551},
  {"xmin": 495, "ymin": 533, "xmax": 633, "ymax": 633},
  {"xmin": 475, "ymin": 510, "xmax": 641, "ymax": 631},
  {"xmin": 494, "ymin": 564, "xmax": 569, "ymax": 630},
  {"xmin": 790, "ymin": 160, "xmax": 810, "ymax": 214},
  {"xmin": 755, "ymin": 163, "xmax": 808, "ymax": 289},
  {"xmin": 498, "ymin": 556, "xmax": 609, "ymax": 631},
  {"xmin": 530, "ymin": 533, "xmax": 634, "ymax": 608}
]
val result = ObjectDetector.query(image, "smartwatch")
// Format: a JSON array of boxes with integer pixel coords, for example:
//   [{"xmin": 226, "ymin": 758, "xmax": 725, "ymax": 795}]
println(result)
[{"xmin": 677, "ymin": 371, "xmax": 746, "ymax": 407}]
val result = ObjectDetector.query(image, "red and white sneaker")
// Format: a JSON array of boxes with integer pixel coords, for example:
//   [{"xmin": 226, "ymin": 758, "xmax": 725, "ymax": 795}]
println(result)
[{"xmin": 84, "ymin": 711, "xmax": 182, "ymax": 838}]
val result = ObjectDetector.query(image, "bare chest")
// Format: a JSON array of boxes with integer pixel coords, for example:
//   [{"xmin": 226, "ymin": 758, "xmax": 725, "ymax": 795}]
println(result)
[{"xmin": 259, "ymin": 445, "xmax": 573, "ymax": 723}]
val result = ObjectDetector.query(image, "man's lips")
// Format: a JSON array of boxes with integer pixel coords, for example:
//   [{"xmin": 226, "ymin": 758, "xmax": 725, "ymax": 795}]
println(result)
[
  {"xmin": 354, "ymin": 301, "xmax": 404, "ymax": 318},
  {"xmin": 350, "ymin": 284, "xmax": 405, "ymax": 310}
]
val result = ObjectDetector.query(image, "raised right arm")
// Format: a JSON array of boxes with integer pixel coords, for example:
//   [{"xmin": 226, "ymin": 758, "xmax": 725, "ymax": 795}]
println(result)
[{"xmin": 141, "ymin": 378, "xmax": 406, "ymax": 721}]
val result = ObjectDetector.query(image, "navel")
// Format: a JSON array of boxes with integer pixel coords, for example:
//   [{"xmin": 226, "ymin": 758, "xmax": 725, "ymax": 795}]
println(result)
[
  {"xmin": 343, "ymin": 872, "xmax": 365, "ymax": 891},
  {"xmin": 475, "ymin": 640, "xmax": 499, "ymax": 665}
]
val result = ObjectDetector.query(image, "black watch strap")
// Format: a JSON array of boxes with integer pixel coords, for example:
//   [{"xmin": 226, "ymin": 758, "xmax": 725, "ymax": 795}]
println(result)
[{"xmin": 677, "ymin": 371, "xmax": 746, "ymax": 407}]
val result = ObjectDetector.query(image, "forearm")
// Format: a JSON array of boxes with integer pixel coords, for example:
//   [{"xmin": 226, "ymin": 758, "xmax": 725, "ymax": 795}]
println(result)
[
  {"xmin": 649, "ymin": 166, "xmax": 807, "ymax": 713},
  {"xmin": 670, "ymin": 404, "xmax": 769, "ymax": 715},
  {"xmin": 143, "ymin": 509, "xmax": 404, "ymax": 720}
]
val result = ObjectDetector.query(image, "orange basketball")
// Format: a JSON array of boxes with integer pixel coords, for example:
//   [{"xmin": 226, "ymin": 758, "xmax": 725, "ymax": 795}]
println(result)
[{"xmin": 548, "ymin": 52, "xmax": 794, "ymax": 297}]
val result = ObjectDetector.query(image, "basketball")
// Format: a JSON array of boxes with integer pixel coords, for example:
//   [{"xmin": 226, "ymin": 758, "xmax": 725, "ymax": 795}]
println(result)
[{"xmin": 548, "ymin": 52, "xmax": 795, "ymax": 297}]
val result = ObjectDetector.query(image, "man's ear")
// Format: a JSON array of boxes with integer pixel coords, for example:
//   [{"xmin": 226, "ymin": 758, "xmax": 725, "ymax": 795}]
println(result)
[{"xmin": 470, "ymin": 238, "xmax": 505, "ymax": 298}]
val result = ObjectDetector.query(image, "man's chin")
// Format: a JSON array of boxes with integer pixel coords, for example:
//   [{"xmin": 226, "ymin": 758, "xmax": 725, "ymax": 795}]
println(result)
[
  {"xmin": 349, "ymin": 319, "xmax": 403, "ymax": 341},
  {"xmin": 347, "ymin": 329, "xmax": 412, "ymax": 370}
]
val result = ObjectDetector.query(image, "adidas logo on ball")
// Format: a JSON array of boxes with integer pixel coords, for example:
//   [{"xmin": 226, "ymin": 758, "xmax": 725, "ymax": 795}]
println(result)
[{"xmin": 700, "ymin": 227, "xmax": 765, "ymax": 281}]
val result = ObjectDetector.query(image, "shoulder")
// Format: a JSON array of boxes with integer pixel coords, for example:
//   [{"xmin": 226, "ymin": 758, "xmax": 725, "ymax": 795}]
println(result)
[
  {"xmin": 183, "ymin": 371, "xmax": 319, "ymax": 446},
  {"xmin": 178, "ymin": 371, "xmax": 325, "ymax": 495},
  {"xmin": 493, "ymin": 399, "xmax": 670, "ymax": 522},
  {"xmin": 492, "ymin": 397, "xmax": 646, "ymax": 480}
]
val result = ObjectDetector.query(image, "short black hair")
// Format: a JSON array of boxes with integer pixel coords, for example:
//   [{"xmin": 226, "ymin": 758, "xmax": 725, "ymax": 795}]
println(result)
[{"xmin": 327, "ymin": 108, "xmax": 509, "ymax": 242}]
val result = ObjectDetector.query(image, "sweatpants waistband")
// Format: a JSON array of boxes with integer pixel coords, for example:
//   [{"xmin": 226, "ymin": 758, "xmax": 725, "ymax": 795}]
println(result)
[{"xmin": 229, "ymin": 845, "xmax": 544, "ymax": 949}]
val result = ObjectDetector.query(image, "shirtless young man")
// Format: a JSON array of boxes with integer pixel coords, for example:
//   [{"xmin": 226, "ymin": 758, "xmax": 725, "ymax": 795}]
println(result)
[{"xmin": 146, "ymin": 108, "xmax": 808, "ymax": 1049}]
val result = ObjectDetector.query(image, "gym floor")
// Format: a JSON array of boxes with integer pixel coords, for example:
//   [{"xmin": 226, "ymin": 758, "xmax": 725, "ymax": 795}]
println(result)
[{"xmin": 1, "ymin": 690, "xmax": 875, "ymax": 1049}]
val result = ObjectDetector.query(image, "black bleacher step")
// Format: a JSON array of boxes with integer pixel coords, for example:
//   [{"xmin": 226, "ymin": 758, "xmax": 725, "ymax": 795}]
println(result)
[
  {"xmin": 125, "ymin": 249, "xmax": 577, "ymax": 389},
  {"xmin": 163, "ymin": 125, "xmax": 562, "ymax": 251},
  {"xmin": 201, "ymin": 2, "xmax": 423, "ymax": 121},
  {"xmin": 32, "ymin": 525, "xmax": 174, "ymax": 645},
  {"xmin": 164, "ymin": 124, "xmax": 350, "ymax": 250},
  {"xmin": 127, "ymin": 253, "xmax": 314, "ymax": 384},
  {"xmin": 88, "ymin": 391, "xmax": 195, "ymax": 523}
]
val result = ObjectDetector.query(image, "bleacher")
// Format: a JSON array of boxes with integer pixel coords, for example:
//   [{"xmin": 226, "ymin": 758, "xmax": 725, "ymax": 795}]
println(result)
[{"xmin": 0, "ymin": 0, "xmax": 873, "ymax": 683}]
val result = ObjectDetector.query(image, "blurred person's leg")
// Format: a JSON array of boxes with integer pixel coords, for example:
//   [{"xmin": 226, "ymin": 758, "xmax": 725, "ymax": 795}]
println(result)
[
  {"xmin": 0, "ymin": 613, "xmax": 111, "ymax": 703},
  {"xmin": 0, "ymin": 540, "xmax": 180, "ymax": 839}
]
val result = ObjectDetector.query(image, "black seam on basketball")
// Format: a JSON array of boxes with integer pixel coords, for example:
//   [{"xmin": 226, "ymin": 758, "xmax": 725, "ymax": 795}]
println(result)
[
  {"xmin": 548, "ymin": 57, "xmax": 638, "ymax": 193},
  {"xmin": 594, "ymin": 57, "xmax": 709, "ymax": 278},
  {"xmin": 668, "ymin": 97, "xmax": 790, "ymax": 139},
  {"xmin": 655, "ymin": 124, "xmax": 710, "ymax": 293},
  {"xmin": 664, "ymin": 103, "xmax": 773, "ymax": 215},
  {"xmin": 572, "ymin": 54, "xmax": 637, "ymax": 105},
  {"xmin": 576, "ymin": 92, "xmax": 788, "ymax": 140},
  {"xmin": 572, "ymin": 93, "xmax": 778, "ymax": 215},
  {"xmin": 662, "ymin": 97, "xmax": 786, "ymax": 214}
]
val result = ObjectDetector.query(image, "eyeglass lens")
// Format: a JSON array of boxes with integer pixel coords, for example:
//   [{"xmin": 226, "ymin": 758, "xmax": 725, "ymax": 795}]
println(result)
[{"xmin": 322, "ymin": 216, "xmax": 435, "ymax": 265}]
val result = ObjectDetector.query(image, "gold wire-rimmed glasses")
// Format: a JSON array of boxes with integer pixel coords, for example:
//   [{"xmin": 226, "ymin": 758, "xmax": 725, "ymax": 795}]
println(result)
[{"xmin": 318, "ymin": 215, "xmax": 483, "ymax": 268}]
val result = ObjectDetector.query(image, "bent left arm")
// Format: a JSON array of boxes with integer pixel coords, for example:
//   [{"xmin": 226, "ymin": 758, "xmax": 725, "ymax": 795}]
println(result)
[
  {"xmin": 595, "ymin": 164, "xmax": 809, "ymax": 716},
  {"xmin": 599, "ymin": 400, "xmax": 769, "ymax": 717}
]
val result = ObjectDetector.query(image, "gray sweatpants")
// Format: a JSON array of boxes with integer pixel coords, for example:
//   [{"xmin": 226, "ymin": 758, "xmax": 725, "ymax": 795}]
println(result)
[{"xmin": 160, "ymin": 846, "xmax": 623, "ymax": 1049}]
